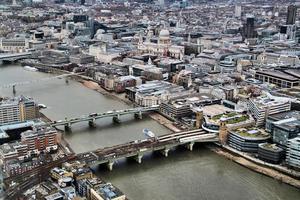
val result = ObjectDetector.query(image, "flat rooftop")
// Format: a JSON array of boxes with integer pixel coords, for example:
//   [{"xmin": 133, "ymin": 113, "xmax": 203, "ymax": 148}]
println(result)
[
  {"xmin": 231, "ymin": 128, "xmax": 270, "ymax": 140},
  {"xmin": 202, "ymin": 104, "xmax": 232, "ymax": 117},
  {"xmin": 268, "ymin": 110, "xmax": 300, "ymax": 121},
  {"xmin": 256, "ymin": 70, "xmax": 299, "ymax": 82}
]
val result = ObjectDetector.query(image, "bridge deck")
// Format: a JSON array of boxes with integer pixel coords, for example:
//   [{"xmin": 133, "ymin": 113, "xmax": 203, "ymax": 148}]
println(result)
[{"xmin": 78, "ymin": 130, "xmax": 218, "ymax": 166}]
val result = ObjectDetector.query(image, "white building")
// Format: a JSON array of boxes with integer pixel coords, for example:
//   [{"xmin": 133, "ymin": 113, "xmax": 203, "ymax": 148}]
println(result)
[
  {"xmin": 138, "ymin": 29, "xmax": 184, "ymax": 60},
  {"xmin": 0, "ymin": 38, "xmax": 29, "ymax": 53},
  {"xmin": 248, "ymin": 94, "xmax": 291, "ymax": 126}
]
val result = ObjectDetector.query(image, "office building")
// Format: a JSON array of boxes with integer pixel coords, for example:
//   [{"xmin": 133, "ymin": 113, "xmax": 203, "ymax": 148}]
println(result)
[
  {"xmin": 286, "ymin": 137, "xmax": 300, "ymax": 169},
  {"xmin": 0, "ymin": 96, "xmax": 39, "ymax": 126},
  {"xmin": 287, "ymin": 5, "xmax": 297, "ymax": 25},
  {"xmin": 258, "ymin": 143, "xmax": 284, "ymax": 164},
  {"xmin": 242, "ymin": 15, "xmax": 257, "ymax": 39},
  {"xmin": 228, "ymin": 128, "xmax": 270, "ymax": 153},
  {"xmin": 272, "ymin": 118, "xmax": 300, "ymax": 148},
  {"xmin": 255, "ymin": 70, "xmax": 300, "ymax": 88},
  {"xmin": 160, "ymin": 94, "xmax": 221, "ymax": 119},
  {"xmin": 248, "ymin": 94, "xmax": 291, "ymax": 126}
]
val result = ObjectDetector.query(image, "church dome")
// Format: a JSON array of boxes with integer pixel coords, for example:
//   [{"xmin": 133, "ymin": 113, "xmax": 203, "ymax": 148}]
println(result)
[{"xmin": 159, "ymin": 29, "xmax": 170, "ymax": 38}]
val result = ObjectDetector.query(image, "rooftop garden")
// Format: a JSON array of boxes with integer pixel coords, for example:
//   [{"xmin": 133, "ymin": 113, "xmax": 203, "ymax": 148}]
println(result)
[
  {"xmin": 211, "ymin": 112, "xmax": 238, "ymax": 121},
  {"xmin": 234, "ymin": 128, "xmax": 270, "ymax": 138},
  {"xmin": 226, "ymin": 115, "xmax": 250, "ymax": 124},
  {"xmin": 210, "ymin": 112, "xmax": 250, "ymax": 125}
]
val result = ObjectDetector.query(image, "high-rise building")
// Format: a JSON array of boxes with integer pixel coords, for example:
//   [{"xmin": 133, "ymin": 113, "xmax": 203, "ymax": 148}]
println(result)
[
  {"xmin": 158, "ymin": 0, "xmax": 165, "ymax": 7},
  {"xmin": 242, "ymin": 15, "xmax": 257, "ymax": 39},
  {"xmin": 0, "ymin": 96, "xmax": 39, "ymax": 126},
  {"xmin": 235, "ymin": 5, "xmax": 242, "ymax": 18},
  {"xmin": 287, "ymin": 5, "xmax": 297, "ymax": 25}
]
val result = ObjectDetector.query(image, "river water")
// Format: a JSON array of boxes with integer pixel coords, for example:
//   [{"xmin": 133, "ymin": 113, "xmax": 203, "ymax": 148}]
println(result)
[{"xmin": 0, "ymin": 64, "xmax": 299, "ymax": 200}]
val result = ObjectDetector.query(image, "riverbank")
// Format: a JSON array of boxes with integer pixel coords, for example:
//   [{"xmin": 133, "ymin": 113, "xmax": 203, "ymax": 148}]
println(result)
[
  {"xmin": 208, "ymin": 145, "xmax": 300, "ymax": 189},
  {"xmin": 81, "ymin": 80, "xmax": 133, "ymax": 105}
]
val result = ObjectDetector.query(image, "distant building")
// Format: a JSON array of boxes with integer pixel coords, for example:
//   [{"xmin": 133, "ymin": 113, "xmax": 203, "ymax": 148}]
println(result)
[
  {"xmin": 287, "ymin": 5, "xmax": 297, "ymax": 25},
  {"xmin": 0, "ymin": 38, "xmax": 29, "ymax": 53},
  {"xmin": 255, "ymin": 70, "xmax": 300, "ymax": 88},
  {"xmin": 235, "ymin": 5, "xmax": 242, "ymax": 18},
  {"xmin": 242, "ymin": 15, "xmax": 257, "ymax": 39},
  {"xmin": 69, "ymin": 54, "xmax": 95, "ymax": 64},
  {"xmin": 138, "ymin": 29, "xmax": 184, "ymax": 60},
  {"xmin": 126, "ymin": 80, "xmax": 191, "ymax": 107}
]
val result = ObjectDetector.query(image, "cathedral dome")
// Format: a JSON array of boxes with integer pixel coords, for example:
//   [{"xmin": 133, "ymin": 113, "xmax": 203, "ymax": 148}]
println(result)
[{"xmin": 159, "ymin": 29, "xmax": 170, "ymax": 38}]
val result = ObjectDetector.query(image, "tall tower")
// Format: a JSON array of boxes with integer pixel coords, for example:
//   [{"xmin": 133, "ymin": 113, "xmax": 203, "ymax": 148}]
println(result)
[
  {"xmin": 219, "ymin": 118, "xmax": 228, "ymax": 145},
  {"xmin": 12, "ymin": 0, "xmax": 17, "ymax": 6},
  {"xmin": 190, "ymin": 106, "xmax": 203, "ymax": 129},
  {"xmin": 235, "ymin": 5, "xmax": 242, "ymax": 18},
  {"xmin": 287, "ymin": 5, "xmax": 297, "ymax": 25}
]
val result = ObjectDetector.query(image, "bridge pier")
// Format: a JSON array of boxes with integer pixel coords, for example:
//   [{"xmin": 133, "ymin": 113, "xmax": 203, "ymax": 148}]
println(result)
[
  {"xmin": 134, "ymin": 111, "xmax": 143, "ymax": 120},
  {"xmin": 134, "ymin": 153, "xmax": 143, "ymax": 164},
  {"xmin": 186, "ymin": 142, "xmax": 195, "ymax": 151},
  {"xmin": 64, "ymin": 123, "xmax": 71, "ymax": 131},
  {"xmin": 107, "ymin": 160, "xmax": 114, "ymax": 171},
  {"xmin": 88, "ymin": 118, "xmax": 96, "ymax": 127},
  {"xmin": 112, "ymin": 115, "xmax": 120, "ymax": 123},
  {"xmin": 161, "ymin": 148, "xmax": 170, "ymax": 157},
  {"xmin": 12, "ymin": 85, "xmax": 16, "ymax": 95}
]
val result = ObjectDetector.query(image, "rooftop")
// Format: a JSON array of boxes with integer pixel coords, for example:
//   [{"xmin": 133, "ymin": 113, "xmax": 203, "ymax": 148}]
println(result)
[
  {"xmin": 259, "ymin": 143, "xmax": 284, "ymax": 152},
  {"xmin": 268, "ymin": 110, "xmax": 300, "ymax": 121},
  {"xmin": 202, "ymin": 104, "xmax": 232, "ymax": 117},
  {"xmin": 231, "ymin": 127, "xmax": 270, "ymax": 140}
]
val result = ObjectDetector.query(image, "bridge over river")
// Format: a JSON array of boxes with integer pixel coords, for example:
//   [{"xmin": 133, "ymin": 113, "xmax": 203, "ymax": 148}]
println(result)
[
  {"xmin": 48, "ymin": 106, "xmax": 160, "ymax": 130},
  {"xmin": 77, "ymin": 129, "xmax": 218, "ymax": 170},
  {"xmin": 0, "ymin": 52, "xmax": 32, "ymax": 62}
]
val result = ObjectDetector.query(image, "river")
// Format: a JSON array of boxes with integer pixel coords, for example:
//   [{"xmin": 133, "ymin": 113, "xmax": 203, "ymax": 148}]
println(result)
[{"xmin": 0, "ymin": 64, "xmax": 299, "ymax": 200}]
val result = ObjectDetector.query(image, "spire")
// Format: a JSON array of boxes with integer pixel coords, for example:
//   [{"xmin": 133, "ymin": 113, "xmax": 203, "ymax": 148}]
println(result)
[{"xmin": 147, "ymin": 57, "xmax": 153, "ymax": 65}]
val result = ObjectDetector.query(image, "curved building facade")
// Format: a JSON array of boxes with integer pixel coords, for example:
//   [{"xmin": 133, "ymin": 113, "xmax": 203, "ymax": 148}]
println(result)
[{"xmin": 228, "ymin": 128, "xmax": 270, "ymax": 152}]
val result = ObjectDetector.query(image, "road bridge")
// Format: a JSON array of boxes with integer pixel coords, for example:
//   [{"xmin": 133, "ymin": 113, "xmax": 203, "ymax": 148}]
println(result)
[
  {"xmin": 78, "ymin": 129, "xmax": 218, "ymax": 171},
  {"xmin": 0, "ymin": 52, "xmax": 32, "ymax": 62},
  {"xmin": 48, "ymin": 106, "xmax": 160, "ymax": 130}
]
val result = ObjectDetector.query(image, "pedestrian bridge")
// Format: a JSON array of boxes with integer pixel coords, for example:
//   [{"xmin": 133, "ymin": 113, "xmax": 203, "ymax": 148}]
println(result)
[
  {"xmin": 77, "ymin": 129, "xmax": 219, "ymax": 170},
  {"xmin": 0, "ymin": 52, "xmax": 32, "ymax": 62},
  {"xmin": 49, "ymin": 106, "xmax": 160, "ymax": 130},
  {"xmin": 0, "ymin": 73, "xmax": 74, "ymax": 89}
]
